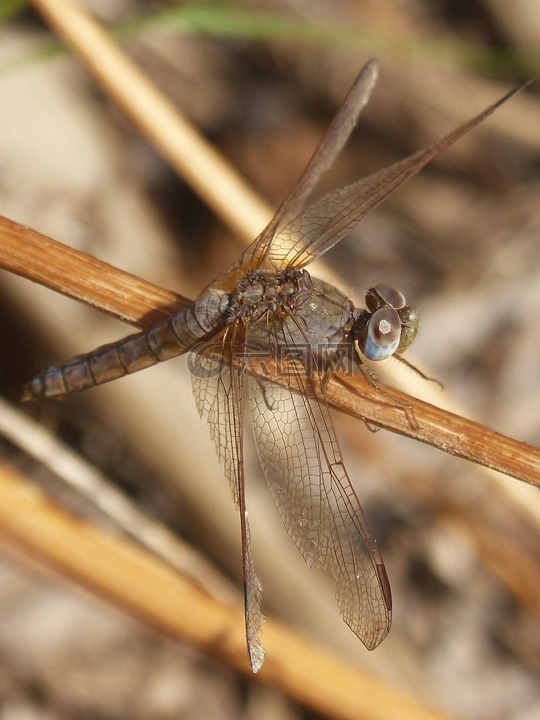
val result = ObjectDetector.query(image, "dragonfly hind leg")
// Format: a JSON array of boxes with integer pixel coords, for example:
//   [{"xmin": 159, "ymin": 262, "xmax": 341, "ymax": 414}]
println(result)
[{"xmin": 344, "ymin": 354, "xmax": 420, "ymax": 433}]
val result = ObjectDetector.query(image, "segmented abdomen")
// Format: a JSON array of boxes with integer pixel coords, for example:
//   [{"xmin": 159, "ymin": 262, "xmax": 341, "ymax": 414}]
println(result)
[{"xmin": 23, "ymin": 293, "xmax": 230, "ymax": 400}]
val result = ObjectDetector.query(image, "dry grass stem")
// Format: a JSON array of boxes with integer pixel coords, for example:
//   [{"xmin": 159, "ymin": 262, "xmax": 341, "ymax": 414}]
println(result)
[
  {"xmin": 328, "ymin": 374, "xmax": 540, "ymax": 489},
  {"xmin": 31, "ymin": 0, "xmax": 272, "ymax": 243},
  {"xmin": 0, "ymin": 461, "xmax": 452, "ymax": 720},
  {"xmin": 0, "ymin": 214, "xmax": 188, "ymax": 327},
  {"xmin": 0, "ymin": 218, "xmax": 540, "ymax": 486},
  {"xmin": 3, "ymin": 215, "xmax": 539, "ymax": 493},
  {"xmin": 3, "ymin": 2, "xmax": 537, "ymax": 716},
  {"xmin": 0, "ymin": 394, "xmax": 237, "ymax": 603}
]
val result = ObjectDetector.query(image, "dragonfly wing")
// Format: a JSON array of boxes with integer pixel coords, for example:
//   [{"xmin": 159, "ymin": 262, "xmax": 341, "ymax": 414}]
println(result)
[
  {"xmin": 238, "ymin": 59, "xmax": 379, "ymax": 272},
  {"xmin": 190, "ymin": 331, "xmax": 241, "ymax": 504},
  {"xmin": 238, "ymin": 493, "xmax": 266, "ymax": 673},
  {"xmin": 189, "ymin": 326, "xmax": 266, "ymax": 671},
  {"xmin": 270, "ymin": 80, "xmax": 527, "ymax": 269},
  {"xmin": 247, "ymin": 329, "xmax": 392, "ymax": 649}
]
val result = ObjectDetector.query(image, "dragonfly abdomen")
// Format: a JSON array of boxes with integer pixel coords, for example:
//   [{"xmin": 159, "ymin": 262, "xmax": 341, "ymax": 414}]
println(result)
[{"xmin": 23, "ymin": 293, "xmax": 230, "ymax": 400}]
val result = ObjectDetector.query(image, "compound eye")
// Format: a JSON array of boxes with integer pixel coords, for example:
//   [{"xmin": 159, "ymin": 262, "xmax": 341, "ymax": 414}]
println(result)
[
  {"xmin": 362, "ymin": 307, "xmax": 402, "ymax": 361},
  {"xmin": 397, "ymin": 305, "xmax": 419, "ymax": 353},
  {"xmin": 365, "ymin": 284, "xmax": 407, "ymax": 312},
  {"xmin": 374, "ymin": 284, "xmax": 406, "ymax": 310}
]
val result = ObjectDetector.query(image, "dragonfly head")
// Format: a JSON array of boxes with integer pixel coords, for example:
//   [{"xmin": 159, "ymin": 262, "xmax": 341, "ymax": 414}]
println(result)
[{"xmin": 352, "ymin": 284, "xmax": 419, "ymax": 361}]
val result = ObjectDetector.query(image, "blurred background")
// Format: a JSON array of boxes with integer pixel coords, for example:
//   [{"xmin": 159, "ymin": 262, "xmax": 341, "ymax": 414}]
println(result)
[{"xmin": 0, "ymin": 0, "xmax": 539, "ymax": 718}]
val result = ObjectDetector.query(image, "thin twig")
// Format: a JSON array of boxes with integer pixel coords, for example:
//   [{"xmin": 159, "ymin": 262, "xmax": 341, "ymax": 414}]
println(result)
[
  {"xmin": 0, "ymin": 214, "xmax": 188, "ymax": 327},
  {"xmin": 6, "ymin": 0, "xmax": 538, "ymax": 709},
  {"xmin": 2, "ymin": 215, "xmax": 539, "ymax": 489},
  {"xmin": 31, "ymin": 0, "xmax": 272, "ymax": 244},
  {"xmin": 0, "ymin": 461, "xmax": 451, "ymax": 720},
  {"xmin": 0, "ymin": 395, "xmax": 237, "ymax": 603},
  {"xmin": 328, "ymin": 374, "xmax": 540, "ymax": 489}
]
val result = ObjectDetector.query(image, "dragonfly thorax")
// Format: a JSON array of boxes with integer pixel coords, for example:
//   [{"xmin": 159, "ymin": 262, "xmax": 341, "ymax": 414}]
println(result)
[
  {"xmin": 230, "ymin": 268, "xmax": 308, "ymax": 324},
  {"xmin": 230, "ymin": 269, "xmax": 356, "ymax": 362}
]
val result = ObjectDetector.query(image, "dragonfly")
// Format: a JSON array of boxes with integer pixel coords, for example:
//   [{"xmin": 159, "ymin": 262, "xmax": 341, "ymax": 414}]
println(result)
[{"xmin": 23, "ymin": 60, "xmax": 524, "ymax": 672}]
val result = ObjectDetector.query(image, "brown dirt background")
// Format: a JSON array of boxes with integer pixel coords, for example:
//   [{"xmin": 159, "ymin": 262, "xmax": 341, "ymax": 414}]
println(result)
[{"xmin": 0, "ymin": 1, "xmax": 539, "ymax": 718}]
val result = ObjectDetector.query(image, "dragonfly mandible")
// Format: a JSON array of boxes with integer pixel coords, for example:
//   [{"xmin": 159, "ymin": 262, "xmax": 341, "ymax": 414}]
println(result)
[{"xmin": 23, "ymin": 60, "xmax": 524, "ymax": 672}]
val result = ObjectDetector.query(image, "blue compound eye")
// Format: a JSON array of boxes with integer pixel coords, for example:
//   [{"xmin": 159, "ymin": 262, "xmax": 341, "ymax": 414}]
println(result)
[{"xmin": 362, "ymin": 307, "xmax": 402, "ymax": 361}]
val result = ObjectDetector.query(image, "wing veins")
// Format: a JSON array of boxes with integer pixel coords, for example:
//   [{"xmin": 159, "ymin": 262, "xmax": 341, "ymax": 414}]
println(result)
[
  {"xmin": 190, "ymin": 323, "xmax": 266, "ymax": 671},
  {"xmin": 238, "ymin": 60, "xmax": 379, "ymax": 271},
  {"xmin": 271, "ymin": 79, "xmax": 528, "ymax": 269},
  {"xmin": 247, "ymin": 312, "xmax": 391, "ymax": 649}
]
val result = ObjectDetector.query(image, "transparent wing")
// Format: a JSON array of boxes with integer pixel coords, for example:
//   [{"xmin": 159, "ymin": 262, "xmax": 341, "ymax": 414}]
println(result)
[
  {"xmin": 190, "ymin": 332, "xmax": 241, "ymax": 504},
  {"xmin": 190, "ymin": 327, "xmax": 266, "ymax": 672},
  {"xmin": 269, "ymin": 81, "xmax": 526, "ymax": 270},
  {"xmin": 246, "ymin": 324, "xmax": 392, "ymax": 649},
  {"xmin": 238, "ymin": 59, "xmax": 379, "ymax": 272}
]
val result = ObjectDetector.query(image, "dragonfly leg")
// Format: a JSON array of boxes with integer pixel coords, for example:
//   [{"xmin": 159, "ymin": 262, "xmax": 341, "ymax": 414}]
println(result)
[
  {"xmin": 346, "ymin": 355, "xmax": 420, "ymax": 432},
  {"xmin": 394, "ymin": 355, "xmax": 444, "ymax": 390}
]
